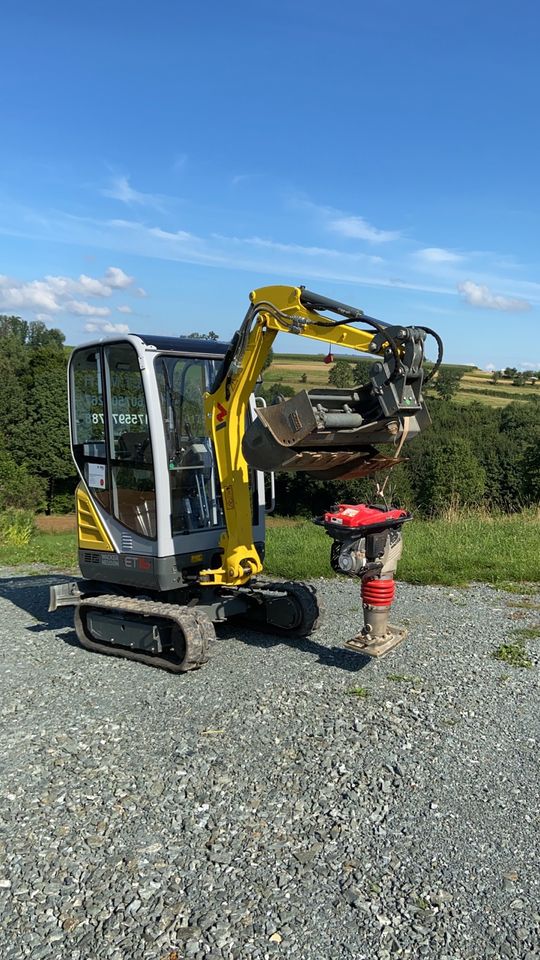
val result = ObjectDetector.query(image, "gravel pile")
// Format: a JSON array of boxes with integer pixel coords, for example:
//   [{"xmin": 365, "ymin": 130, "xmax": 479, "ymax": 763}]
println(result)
[{"xmin": 0, "ymin": 569, "xmax": 539, "ymax": 960}]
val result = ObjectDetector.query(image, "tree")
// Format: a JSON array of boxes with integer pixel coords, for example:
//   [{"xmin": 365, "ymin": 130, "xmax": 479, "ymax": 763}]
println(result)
[
  {"xmin": 300, "ymin": 372, "xmax": 308, "ymax": 384},
  {"xmin": 491, "ymin": 370, "xmax": 501, "ymax": 384},
  {"xmin": 328, "ymin": 359, "xmax": 353, "ymax": 388},
  {"xmin": 261, "ymin": 382, "xmax": 295, "ymax": 404},
  {"xmin": 22, "ymin": 346, "xmax": 73, "ymax": 512},
  {"xmin": 433, "ymin": 367, "xmax": 462, "ymax": 401},
  {"xmin": 27, "ymin": 320, "xmax": 65, "ymax": 350},
  {"xmin": 503, "ymin": 367, "xmax": 518, "ymax": 380},
  {"xmin": 352, "ymin": 359, "xmax": 372, "ymax": 386},
  {"xmin": 186, "ymin": 331, "xmax": 220, "ymax": 340},
  {"xmin": 262, "ymin": 347, "xmax": 274, "ymax": 371},
  {"xmin": 523, "ymin": 437, "xmax": 540, "ymax": 502},
  {"xmin": 410, "ymin": 435, "xmax": 486, "ymax": 514},
  {"xmin": 0, "ymin": 315, "xmax": 29, "ymax": 346},
  {"xmin": 0, "ymin": 450, "xmax": 46, "ymax": 511},
  {"xmin": 0, "ymin": 315, "xmax": 65, "ymax": 351}
]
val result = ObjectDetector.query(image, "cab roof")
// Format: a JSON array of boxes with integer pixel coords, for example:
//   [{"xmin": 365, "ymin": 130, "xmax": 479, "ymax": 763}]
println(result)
[{"xmin": 135, "ymin": 333, "xmax": 229, "ymax": 355}]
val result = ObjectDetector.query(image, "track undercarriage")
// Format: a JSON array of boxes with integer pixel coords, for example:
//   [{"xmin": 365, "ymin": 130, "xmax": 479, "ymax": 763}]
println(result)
[{"xmin": 54, "ymin": 580, "xmax": 322, "ymax": 673}]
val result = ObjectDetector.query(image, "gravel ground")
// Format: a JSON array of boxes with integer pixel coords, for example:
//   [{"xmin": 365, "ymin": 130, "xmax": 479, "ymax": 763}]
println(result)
[{"xmin": 1, "ymin": 569, "xmax": 539, "ymax": 960}]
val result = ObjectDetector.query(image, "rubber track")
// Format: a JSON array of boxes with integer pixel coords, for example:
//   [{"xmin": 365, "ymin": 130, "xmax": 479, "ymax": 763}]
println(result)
[{"xmin": 74, "ymin": 595, "xmax": 215, "ymax": 673}]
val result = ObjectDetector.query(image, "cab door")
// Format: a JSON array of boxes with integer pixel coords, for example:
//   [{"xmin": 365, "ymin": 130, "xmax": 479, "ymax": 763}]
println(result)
[{"xmin": 70, "ymin": 341, "xmax": 157, "ymax": 548}]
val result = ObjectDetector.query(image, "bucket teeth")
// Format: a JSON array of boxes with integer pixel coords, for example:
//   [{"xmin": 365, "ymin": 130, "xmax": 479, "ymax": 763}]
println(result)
[{"xmin": 270, "ymin": 449, "xmax": 405, "ymax": 480}]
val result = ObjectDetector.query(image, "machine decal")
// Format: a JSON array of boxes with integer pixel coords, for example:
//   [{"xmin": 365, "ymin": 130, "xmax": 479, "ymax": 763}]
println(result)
[
  {"xmin": 216, "ymin": 402, "xmax": 228, "ymax": 423},
  {"xmin": 88, "ymin": 462, "xmax": 106, "ymax": 488}
]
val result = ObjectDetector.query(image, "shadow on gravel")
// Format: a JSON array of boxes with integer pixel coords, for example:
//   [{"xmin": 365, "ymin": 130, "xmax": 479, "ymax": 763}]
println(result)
[
  {"xmin": 226, "ymin": 626, "xmax": 371, "ymax": 673},
  {"xmin": 0, "ymin": 573, "xmax": 75, "ymax": 632},
  {"xmin": 0, "ymin": 572, "xmax": 370, "ymax": 673}
]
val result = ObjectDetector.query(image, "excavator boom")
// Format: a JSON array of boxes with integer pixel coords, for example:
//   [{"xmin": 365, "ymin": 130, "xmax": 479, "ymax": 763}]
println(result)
[{"xmin": 202, "ymin": 284, "xmax": 441, "ymax": 586}]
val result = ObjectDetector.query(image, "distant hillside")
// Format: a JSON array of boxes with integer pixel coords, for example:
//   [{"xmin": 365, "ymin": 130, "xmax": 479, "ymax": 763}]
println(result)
[{"xmin": 265, "ymin": 355, "xmax": 537, "ymax": 408}]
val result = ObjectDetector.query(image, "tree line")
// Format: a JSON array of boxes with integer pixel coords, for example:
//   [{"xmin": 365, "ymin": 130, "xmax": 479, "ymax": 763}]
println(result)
[
  {"xmin": 0, "ymin": 316, "xmax": 73, "ymax": 513},
  {"xmin": 0, "ymin": 314, "xmax": 538, "ymax": 518},
  {"xmin": 260, "ymin": 359, "xmax": 540, "ymax": 516}
]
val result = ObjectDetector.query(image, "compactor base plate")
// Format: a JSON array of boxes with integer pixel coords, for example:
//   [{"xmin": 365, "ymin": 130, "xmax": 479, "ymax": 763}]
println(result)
[{"xmin": 344, "ymin": 624, "xmax": 407, "ymax": 658}]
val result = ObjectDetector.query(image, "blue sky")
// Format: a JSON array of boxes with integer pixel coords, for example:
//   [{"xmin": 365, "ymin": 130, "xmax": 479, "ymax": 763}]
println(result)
[{"xmin": 1, "ymin": 0, "xmax": 539, "ymax": 369}]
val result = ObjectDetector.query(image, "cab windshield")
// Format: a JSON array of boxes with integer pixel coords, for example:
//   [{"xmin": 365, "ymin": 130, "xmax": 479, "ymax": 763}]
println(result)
[{"xmin": 155, "ymin": 355, "xmax": 225, "ymax": 535}]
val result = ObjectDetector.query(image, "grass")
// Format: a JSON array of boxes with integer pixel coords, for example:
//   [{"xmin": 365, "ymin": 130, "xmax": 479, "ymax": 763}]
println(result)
[
  {"xmin": 0, "ymin": 509, "xmax": 539, "ymax": 591},
  {"xmin": 498, "ymin": 581, "xmax": 540, "ymax": 595},
  {"xmin": 512, "ymin": 626, "xmax": 540, "ymax": 641},
  {"xmin": 347, "ymin": 686, "xmax": 369, "ymax": 698},
  {"xmin": 0, "ymin": 531, "xmax": 77, "ymax": 569},
  {"xmin": 456, "ymin": 391, "xmax": 526, "ymax": 408},
  {"xmin": 492, "ymin": 641, "xmax": 532, "ymax": 669},
  {"xmin": 265, "ymin": 509, "xmax": 540, "ymax": 587},
  {"xmin": 506, "ymin": 598, "xmax": 540, "ymax": 610}
]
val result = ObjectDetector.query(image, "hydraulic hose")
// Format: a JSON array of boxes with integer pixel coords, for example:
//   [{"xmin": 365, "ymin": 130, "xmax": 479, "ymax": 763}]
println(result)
[{"xmin": 418, "ymin": 327, "xmax": 444, "ymax": 382}]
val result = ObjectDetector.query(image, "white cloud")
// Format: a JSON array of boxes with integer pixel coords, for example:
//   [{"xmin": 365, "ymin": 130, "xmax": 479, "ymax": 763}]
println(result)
[
  {"xmin": 76, "ymin": 274, "xmax": 113, "ymax": 296},
  {"xmin": 117, "ymin": 304, "xmax": 132, "ymax": 314},
  {"xmin": 101, "ymin": 175, "xmax": 168, "ymax": 211},
  {"xmin": 0, "ymin": 275, "xmax": 61, "ymax": 312},
  {"xmin": 84, "ymin": 320, "xmax": 130, "ymax": 334},
  {"xmin": 417, "ymin": 247, "xmax": 464, "ymax": 263},
  {"xmin": 149, "ymin": 226, "xmax": 194, "ymax": 243},
  {"xmin": 293, "ymin": 196, "xmax": 401, "ymax": 244},
  {"xmin": 0, "ymin": 266, "xmax": 142, "ymax": 325},
  {"xmin": 135, "ymin": 286, "xmax": 148, "ymax": 298},
  {"xmin": 67, "ymin": 300, "xmax": 111, "ymax": 317},
  {"xmin": 457, "ymin": 280, "xmax": 531, "ymax": 312},
  {"xmin": 328, "ymin": 215, "xmax": 401, "ymax": 244},
  {"xmin": 104, "ymin": 266, "xmax": 134, "ymax": 289}
]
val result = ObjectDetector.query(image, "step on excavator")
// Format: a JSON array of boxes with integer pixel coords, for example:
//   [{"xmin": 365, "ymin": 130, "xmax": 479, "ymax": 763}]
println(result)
[{"xmin": 50, "ymin": 285, "xmax": 442, "ymax": 671}]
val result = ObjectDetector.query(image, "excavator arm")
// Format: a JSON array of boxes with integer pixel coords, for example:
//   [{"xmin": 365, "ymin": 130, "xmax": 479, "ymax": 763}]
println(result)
[{"xmin": 202, "ymin": 284, "xmax": 441, "ymax": 587}]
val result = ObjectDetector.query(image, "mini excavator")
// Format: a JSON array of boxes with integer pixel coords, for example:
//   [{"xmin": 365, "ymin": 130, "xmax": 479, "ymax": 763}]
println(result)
[{"xmin": 50, "ymin": 285, "xmax": 442, "ymax": 671}]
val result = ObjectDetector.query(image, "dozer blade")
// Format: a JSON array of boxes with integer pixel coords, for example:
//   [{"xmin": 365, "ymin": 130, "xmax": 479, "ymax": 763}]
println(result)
[{"xmin": 243, "ymin": 389, "xmax": 425, "ymax": 479}]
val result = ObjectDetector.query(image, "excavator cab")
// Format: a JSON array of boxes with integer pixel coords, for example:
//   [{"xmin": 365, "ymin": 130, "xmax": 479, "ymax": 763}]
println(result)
[{"xmin": 68, "ymin": 335, "xmax": 266, "ymax": 592}]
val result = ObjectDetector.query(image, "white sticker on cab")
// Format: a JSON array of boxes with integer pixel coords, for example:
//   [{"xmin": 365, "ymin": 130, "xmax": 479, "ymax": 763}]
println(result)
[{"xmin": 88, "ymin": 462, "xmax": 106, "ymax": 489}]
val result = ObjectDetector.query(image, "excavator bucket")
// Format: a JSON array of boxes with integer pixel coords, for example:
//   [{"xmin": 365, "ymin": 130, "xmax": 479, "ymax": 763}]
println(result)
[{"xmin": 243, "ymin": 385, "xmax": 430, "ymax": 480}]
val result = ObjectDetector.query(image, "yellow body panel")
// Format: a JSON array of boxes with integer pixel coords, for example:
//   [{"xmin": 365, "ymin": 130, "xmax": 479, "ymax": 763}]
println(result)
[
  {"xmin": 200, "ymin": 285, "xmax": 382, "ymax": 587},
  {"xmin": 76, "ymin": 485, "xmax": 114, "ymax": 552}
]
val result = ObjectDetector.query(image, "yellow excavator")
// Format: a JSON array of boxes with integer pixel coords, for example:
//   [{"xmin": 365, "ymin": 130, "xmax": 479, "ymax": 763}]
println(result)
[{"xmin": 50, "ymin": 285, "xmax": 442, "ymax": 670}]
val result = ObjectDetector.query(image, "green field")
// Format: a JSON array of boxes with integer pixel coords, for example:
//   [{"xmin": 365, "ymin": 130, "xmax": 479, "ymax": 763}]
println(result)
[
  {"xmin": 1, "ymin": 511, "xmax": 539, "ymax": 589},
  {"xmin": 266, "ymin": 355, "xmax": 538, "ymax": 408},
  {"xmin": 265, "ymin": 510, "xmax": 540, "ymax": 587}
]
